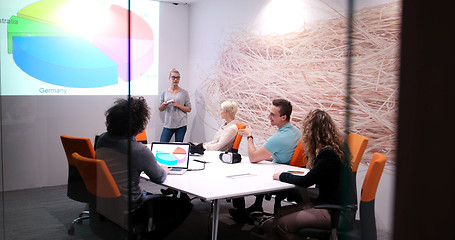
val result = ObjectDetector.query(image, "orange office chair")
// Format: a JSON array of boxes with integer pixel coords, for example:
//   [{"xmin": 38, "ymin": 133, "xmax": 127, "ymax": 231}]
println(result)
[
  {"xmin": 71, "ymin": 152, "xmax": 121, "ymax": 199},
  {"xmin": 230, "ymin": 123, "xmax": 246, "ymax": 153},
  {"xmin": 60, "ymin": 135, "xmax": 96, "ymax": 235},
  {"xmin": 355, "ymin": 152, "xmax": 386, "ymax": 240},
  {"xmin": 261, "ymin": 139, "xmax": 307, "ymax": 218},
  {"xmin": 225, "ymin": 123, "xmax": 246, "ymax": 203},
  {"xmin": 346, "ymin": 133, "xmax": 369, "ymax": 209},
  {"xmin": 276, "ymin": 139, "xmax": 307, "ymax": 203},
  {"xmin": 289, "ymin": 138, "xmax": 306, "ymax": 167},
  {"xmin": 299, "ymin": 152, "xmax": 386, "ymax": 240},
  {"xmin": 347, "ymin": 133, "xmax": 369, "ymax": 173},
  {"xmin": 136, "ymin": 129, "xmax": 147, "ymax": 144},
  {"xmin": 72, "ymin": 152, "xmax": 143, "ymax": 239},
  {"xmin": 287, "ymin": 138, "xmax": 309, "ymax": 201}
]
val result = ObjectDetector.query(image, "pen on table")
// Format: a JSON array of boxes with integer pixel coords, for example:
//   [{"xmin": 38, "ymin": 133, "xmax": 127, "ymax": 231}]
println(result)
[
  {"xmin": 227, "ymin": 173, "xmax": 252, "ymax": 178},
  {"xmin": 193, "ymin": 159, "xmax": 207, "ymax": 164}
]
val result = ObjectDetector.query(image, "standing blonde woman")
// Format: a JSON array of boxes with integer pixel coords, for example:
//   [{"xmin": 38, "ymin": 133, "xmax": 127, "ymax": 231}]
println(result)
[
  {"xmin": 158, "ymin": 68, "xmax": 191, "ymax": 142},
  {"xmin": 267, "ymin": 109, "xmax": 351, "ymax": 240}
]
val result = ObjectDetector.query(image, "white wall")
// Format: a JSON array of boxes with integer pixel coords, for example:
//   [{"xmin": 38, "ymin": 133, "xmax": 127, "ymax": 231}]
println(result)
[
  {"xmin": 187, "ymin": 0, "xmax": 266, "ymax": 147},
  {"xmin": 1, "ymin": 96, "xmax": 114, "ymax": 190},
  {"xmin": 152, "ymin": 2, "xmax": 190, "ymax": 141}
]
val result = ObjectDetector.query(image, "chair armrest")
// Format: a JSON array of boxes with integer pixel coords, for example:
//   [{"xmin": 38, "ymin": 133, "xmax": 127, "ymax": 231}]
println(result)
[
  {"xmin": 315, "ymin": 204, "xmax": 357, "ymax": 231},
  {"xmin": 314, "ymin": 204, "xmax": 357, "ymax": 213},
  {"xmin": 314, "ymin": 204, "xmax": 343, "ymax": 210},
  {"xmin": 314, "ymin": 204, "xmax": 341, "ymax": 229}
]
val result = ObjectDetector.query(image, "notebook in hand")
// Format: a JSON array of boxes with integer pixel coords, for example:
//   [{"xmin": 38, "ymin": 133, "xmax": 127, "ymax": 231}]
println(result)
[{"xmin": 150, "ymin": 142, "xmax": 190, "ymax": 175}]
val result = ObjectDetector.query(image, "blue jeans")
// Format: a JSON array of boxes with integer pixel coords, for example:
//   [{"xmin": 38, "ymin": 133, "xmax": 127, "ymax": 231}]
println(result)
[{"xmin": 160, "ymin": 126, "xmax": 187, "ymax": 142}]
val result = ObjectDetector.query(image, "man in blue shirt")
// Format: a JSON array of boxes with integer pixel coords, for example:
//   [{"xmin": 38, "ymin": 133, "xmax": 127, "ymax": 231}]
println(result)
[{"xmin": 229, "ymin": 99, "xmax": 301, "ymax": 224}]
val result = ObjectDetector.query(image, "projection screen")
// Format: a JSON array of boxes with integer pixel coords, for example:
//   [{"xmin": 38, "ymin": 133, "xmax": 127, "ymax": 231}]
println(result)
[{"xmin": 0, "ymin": 0, "xmax": 159, "ymax": 96}]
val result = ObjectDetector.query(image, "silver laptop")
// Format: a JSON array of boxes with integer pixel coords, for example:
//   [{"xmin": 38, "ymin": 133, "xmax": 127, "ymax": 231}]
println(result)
[{"xmin": 150, "ymin": 142, "xmax": 190, "ymax": 175}]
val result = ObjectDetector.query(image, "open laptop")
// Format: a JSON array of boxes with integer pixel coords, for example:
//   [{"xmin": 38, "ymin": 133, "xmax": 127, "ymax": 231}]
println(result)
[{"xmin": 150, "ymin": 142, "xmax": 190, "ymax": 175}]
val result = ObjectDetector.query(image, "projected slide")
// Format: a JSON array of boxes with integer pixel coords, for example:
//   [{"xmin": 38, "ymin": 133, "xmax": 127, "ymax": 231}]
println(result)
[
  {"xmin": 155, "ymin": 147, "xmax": 188, "ymax": 166},
  {"xmin": 1, "ymin": 0, "xmax": 159, "ymax": 95}
]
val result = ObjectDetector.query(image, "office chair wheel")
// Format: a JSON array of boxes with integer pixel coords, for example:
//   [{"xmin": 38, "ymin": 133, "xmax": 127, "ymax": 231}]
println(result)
[
  {"xmin": 68, "ymin": 226, "xmax": 75, "ymax": 235},
  {"xmin": 257, "ymin": 216, "xmax": 274, "ymax": 234}
]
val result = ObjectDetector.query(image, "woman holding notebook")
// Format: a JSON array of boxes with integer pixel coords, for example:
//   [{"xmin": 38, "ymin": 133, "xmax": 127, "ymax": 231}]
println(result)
[{"xmin": 158, "ymin": 68, "xmax": 192, "ymax": 142}]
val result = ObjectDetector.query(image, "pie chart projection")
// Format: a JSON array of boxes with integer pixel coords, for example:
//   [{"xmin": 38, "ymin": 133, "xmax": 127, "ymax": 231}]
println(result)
[
  {"xmin": 6, "ymin": 0, "xmax": 155, "ymax": 89},
  {"xmin": 155, "ymin": 147, "xmax": 188, "ymax": 166}
]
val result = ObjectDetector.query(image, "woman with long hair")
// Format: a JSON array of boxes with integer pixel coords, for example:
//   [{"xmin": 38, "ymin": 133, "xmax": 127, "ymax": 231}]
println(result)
[{"xmin": 267, "ymin": 109, "xmax": 350, "ymax": 240}]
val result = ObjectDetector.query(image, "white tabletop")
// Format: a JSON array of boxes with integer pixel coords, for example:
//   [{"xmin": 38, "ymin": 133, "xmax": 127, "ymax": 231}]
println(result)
[{"xmin": 142, "ymin": 151, "xmax": 309, "ymax": 201}]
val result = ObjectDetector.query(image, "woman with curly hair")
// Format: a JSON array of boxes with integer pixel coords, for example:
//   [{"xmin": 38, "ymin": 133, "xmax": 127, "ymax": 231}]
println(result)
[
  {"xmin": 267, "ymin": 109, "xmax": 350, "ymax": 240},
  {"xmin": 96, "ymin": 96, "xmax": 192, "ymax": 239}
]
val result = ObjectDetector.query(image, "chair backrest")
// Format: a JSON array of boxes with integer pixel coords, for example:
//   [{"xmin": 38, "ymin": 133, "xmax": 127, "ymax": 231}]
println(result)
[
  {"xmin": 60, "ymin": 135, "xmax": 96, "ymax": 202},
  {"xmin": 71, "ymin": 152, "xmax": 121, "ymax": 199},
  {"xmin": 135, "ymin": 129, "xmax": 147, "ymax": 144},
  {"xmin": 359, "ymin": 152, "xmax": 386, "ymax": 240},
  {"xmin": 231, "ymin": 123, "xmax": 246, "ymax": 152},
  {"xmin": 347, "ymin": 133, "xmax": 369, "ymax": 173},
  {"xmin": 343, "ymin": 133, "xmax": 368, "ymax": 215},
  {"xmin": 72, "ymin": 152, "xmax": 128, "ymax": 230},
  {"xmin": 297, "ymin": 153, "xmax": 385, "ymax": 240},
  {"xmin": 361, "ymin": 152, "xmax": 386, "ymax": 203},
  {"xmin": 61, "ymin": 135, "xmax": 96, "ymax": 166},
  {"xmin": 289, "ymin": 138, "xmax": 306, "ymax": 167}
]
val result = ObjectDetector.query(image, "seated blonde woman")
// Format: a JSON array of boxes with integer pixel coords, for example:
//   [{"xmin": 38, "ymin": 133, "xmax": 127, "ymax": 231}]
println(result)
[
  {"xmin": 192, "ymin": 101, "xmax": 239, "ymax": 153},
  {"xmin": 164, "ymin": 101, "xmax": 240, "ymax": 196}
]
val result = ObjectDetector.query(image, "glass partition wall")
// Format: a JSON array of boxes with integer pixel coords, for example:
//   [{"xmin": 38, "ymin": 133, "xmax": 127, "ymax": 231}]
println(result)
[
  {"xmin": 0, "ymin": 0, "xmax": 399, "ymax": 239},
  {"xmin": 0, "ymin": 0, "xmax": 159, "ymax": 238}
]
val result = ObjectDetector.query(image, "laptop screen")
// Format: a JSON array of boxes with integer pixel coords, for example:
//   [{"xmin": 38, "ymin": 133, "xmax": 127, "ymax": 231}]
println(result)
[{"xmin": 150, "ymin": 142, "xmax": 190, "ymax": 169}]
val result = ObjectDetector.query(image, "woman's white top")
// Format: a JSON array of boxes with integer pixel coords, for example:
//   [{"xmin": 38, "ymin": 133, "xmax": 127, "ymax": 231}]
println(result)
[{"xmin": 203, "ymin": 121, "xmax": 239, "ymax": 151}]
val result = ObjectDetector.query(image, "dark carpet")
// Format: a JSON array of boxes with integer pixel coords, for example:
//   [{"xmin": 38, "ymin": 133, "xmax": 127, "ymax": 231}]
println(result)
[
  {"xmin": 0, "ymin": 185, "xmax": 271, "ymax": 240},
  {"xmin": 0, "ymin": 185, "xmax": 391, "ymax": 240}
]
